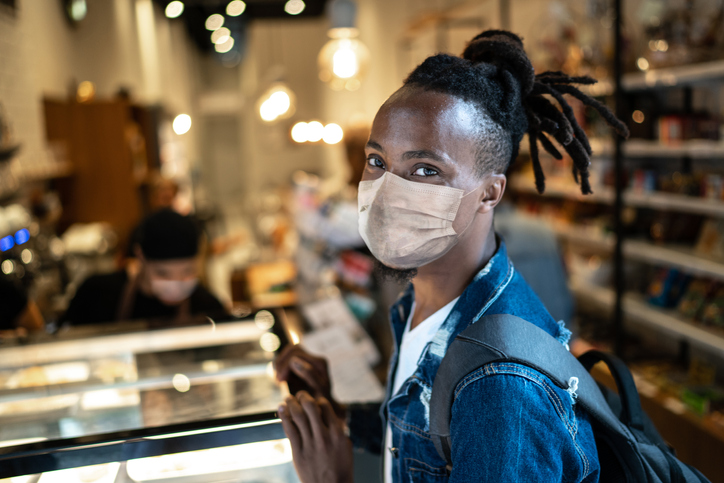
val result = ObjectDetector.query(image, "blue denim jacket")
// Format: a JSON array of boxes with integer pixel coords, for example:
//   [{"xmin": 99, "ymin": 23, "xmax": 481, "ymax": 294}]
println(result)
[{"xmin": 352, "ymin": 239, "xmax": 600, "ymax": 482}]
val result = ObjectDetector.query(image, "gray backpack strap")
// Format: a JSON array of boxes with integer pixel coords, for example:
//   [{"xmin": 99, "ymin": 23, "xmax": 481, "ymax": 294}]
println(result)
[{"xmin": 429, "ymin": 314, "xmax": 631, "ymax": 467}]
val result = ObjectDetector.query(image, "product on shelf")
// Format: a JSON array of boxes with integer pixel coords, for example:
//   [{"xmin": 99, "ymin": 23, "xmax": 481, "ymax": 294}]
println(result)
[
  {"xmin": 696, "ymin": 219, "xmax": 724, "ymax": 258},
  {"xmin": 647, "ymin": 268, "xmax": 690, "ymax": 308},
  {"xmin": 677, "ymin": 279, "xmax": 714, "ymax": 320},
  {"xmin": 701, "ymin": 285, "xmax": 724, "ymax": 328}
]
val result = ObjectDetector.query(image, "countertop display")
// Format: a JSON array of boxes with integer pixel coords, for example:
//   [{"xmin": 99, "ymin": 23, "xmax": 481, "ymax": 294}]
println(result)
[{"xmin": 0, "ymin": 314, "xmax": 291, "ymax": 479}]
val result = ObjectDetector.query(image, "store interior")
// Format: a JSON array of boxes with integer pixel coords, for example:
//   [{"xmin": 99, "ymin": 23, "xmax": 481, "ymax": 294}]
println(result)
[{"xmin": 1, "ymin": 0, "xmax": 724, "ymax": 481}]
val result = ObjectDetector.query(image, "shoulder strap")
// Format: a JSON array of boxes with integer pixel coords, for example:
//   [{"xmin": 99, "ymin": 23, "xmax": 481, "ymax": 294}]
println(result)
[{"xmin": 429, "ymin": 314, "xmax": 632, "ymax": 466}]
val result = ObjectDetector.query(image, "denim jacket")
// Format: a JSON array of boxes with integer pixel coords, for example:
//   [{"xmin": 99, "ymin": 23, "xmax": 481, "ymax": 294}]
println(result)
[{"xmin": 350, "ymin": 239, "xmax": 600, "ymax": 482}]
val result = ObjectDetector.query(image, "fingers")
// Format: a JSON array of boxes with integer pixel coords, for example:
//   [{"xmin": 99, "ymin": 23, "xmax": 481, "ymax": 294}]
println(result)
[
  {"xmin": 278, "ymin": 403, "xmax": 301, "ymax": 450},
  {"xmin": 318, "ymin": 396, "xmax": 341, "ymax": 433},
  {"xmin": 284, "ymin": 394, "xmax": 312, "ymax": 443},
  {"xmin": 289, "ymin": 357, "xmax": 324, "ymax": 394},
  {"xmin": 298, "ymin": 391, "xmax": 327, "ymax": 441}
]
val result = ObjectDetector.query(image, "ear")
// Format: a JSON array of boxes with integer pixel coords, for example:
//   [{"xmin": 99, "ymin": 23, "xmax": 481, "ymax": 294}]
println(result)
[{"xmin": 477, "ymin": 174, "xmax": 506, "ymax": 214}]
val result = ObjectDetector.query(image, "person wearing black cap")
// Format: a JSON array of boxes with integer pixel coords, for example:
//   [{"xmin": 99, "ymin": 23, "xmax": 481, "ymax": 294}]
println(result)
[{"xmin": 61, "ymin": 209, "xmax": 227, "ymax": 325}]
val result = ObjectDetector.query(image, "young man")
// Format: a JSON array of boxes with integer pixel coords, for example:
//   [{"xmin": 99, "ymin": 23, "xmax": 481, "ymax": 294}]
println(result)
[
  {"xmin": 62, "ymin": 209, "xmax": 227, "ymax": 325},
  {"xmin": 276, "ymin": 30, "xmax": 626, "ymax": 482}
]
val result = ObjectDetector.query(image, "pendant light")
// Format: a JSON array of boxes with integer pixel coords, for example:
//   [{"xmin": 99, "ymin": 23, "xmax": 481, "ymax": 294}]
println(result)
[{"xmin": 318, "ymin": 0, "xmax": 369, "ymax": 91}]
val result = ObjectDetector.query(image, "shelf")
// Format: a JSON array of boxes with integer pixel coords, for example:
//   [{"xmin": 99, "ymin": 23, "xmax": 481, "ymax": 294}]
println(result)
[
  {"xmin": 623, "ymin": 139, "xmax": 724, "ymax": 159},
  {"xmin": 510, "ymin": 177, "xmax": 724, "ymax": 218},
  {"xmin": 624, "ymin": 241, "xmax": 724, "ymax": 280},
  {"xmin": 508, "ymin": 177, "xmax": 615, "ymax": 204},
  {"xmin": 553, "ymin": 225, "xmax": 614, "ymax": 252},
  {"xmin": 625, "ymin": 191, "xmax": 724, "ymax": 217},
  {"xmin": 622, "ymin": 59, "xmax": 724, "ymax": 91},
  {"xmin": 570, "ymin": 278, "xmax": 724, "ymax": 356}
]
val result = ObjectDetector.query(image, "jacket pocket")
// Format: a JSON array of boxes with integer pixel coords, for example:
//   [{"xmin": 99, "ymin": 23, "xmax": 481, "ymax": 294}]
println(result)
[{"xmin": 406, "ymin": 458, "xmax": 448, "ymax": 483}]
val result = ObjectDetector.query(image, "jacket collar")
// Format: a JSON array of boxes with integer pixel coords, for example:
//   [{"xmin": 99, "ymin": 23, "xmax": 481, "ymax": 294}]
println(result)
[{"xmin": 389, "ymin": 238, "xmax": 516, "ymax": 387}]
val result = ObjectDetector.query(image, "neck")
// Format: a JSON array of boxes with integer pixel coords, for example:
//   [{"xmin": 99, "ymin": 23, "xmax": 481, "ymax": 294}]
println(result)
[{"xmin": 409, "ymin": 221, "xmax": 497, "ymax": 330}]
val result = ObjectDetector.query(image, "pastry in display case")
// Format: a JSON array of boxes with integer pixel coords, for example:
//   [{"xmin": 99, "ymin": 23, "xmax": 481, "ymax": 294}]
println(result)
[{"xmin": 0, "ymin": 312, "xmax": 299, "ymax": 482}]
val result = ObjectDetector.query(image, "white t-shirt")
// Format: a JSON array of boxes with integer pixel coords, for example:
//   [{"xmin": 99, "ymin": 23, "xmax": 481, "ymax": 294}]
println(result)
[{"xmin": 383, "ymin": 297, "xmax": 459, "ymax": 483}]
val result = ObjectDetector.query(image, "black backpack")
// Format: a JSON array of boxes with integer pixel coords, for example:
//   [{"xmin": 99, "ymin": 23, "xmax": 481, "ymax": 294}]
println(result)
[{"xmin": 429, "ymin": 314, "xmax": 710, "ymax": 482}]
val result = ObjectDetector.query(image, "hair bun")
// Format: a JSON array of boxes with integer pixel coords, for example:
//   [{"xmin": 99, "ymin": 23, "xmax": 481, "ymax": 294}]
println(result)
[{"xmin": 462, "ymin": 30, "xmax": 535, "ymax": 96}]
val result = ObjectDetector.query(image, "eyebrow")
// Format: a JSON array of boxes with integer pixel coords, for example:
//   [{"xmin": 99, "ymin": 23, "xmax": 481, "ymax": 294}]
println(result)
[
  {"xmin": 365, "ymin": 140, "xmax": 384, "ymax": 152},
  {"xmin": 402, "ymin": 150, "xmax": 447, "ymax": 164},
  {"xmin": 365, "ymin": 141, "xmax": 447, "ymax": 164}
]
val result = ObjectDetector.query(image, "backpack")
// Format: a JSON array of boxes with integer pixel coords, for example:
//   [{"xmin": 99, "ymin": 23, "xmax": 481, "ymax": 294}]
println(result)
[{"xmin": 429, "ymin": 314, "xmax": 710, "ymax": 482}]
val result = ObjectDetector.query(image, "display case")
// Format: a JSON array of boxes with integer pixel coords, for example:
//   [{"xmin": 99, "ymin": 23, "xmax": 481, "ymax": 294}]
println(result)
[{"xmin": 0, "ymin": 312, "xmax": 298, "ymax": 482}]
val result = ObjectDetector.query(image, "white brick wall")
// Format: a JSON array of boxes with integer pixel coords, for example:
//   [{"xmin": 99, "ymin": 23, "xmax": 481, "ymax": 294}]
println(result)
[{"xmin": 0, "ymin": 2, "xmax": 49, "ymax": 173}]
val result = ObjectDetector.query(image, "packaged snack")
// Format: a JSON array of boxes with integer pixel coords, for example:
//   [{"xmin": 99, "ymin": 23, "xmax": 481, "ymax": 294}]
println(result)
[
  {"xmin": 647, "ymin": 268, "xmax": 690, "ymax": 308},
  {"xmin": 678, "ymin": 279, "xmax": 715, "ymax": 320},
  {"xmin": 701, "ymin": 285, "xmax": 724, "ymax": 327}
]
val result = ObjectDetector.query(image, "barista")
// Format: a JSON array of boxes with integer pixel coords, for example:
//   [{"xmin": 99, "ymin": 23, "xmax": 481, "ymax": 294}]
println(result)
[{"xmin": 62, "ymin": 209, "xmax": 227, "ymax": 325}]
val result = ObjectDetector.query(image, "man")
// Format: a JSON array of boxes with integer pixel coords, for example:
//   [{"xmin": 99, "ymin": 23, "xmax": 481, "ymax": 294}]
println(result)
[
  {"xmin": 276, "ymin": 30, "xmax": 626, "ymax": 482},
  {"xmin": 62, "ymin": 209, "xmax": 227, "ymax": 325}
]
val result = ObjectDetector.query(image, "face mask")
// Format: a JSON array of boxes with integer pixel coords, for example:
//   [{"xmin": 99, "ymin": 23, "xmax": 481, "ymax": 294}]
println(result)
[
  {"xmin": 358, "ymin": 172, "xmax": 479, "ymax": 270},
  {"xmin": 150, "ymin": 278, "xmax": 198, "ymax": 305}
]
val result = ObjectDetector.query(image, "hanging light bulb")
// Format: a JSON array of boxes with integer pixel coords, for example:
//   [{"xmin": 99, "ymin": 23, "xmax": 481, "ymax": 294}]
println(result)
[
  {"xmin": 257, "ymin": 83, "xmax": 296, "ymax": 123},
  {"xmin": 318, "ymin": 0, "xmax": 369, "ymax": 91}
]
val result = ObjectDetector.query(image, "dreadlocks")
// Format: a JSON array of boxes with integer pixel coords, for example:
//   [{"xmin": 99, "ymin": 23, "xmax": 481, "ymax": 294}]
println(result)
[{"xmin": 402, "ymin": 30, "xmax": 629, "ymax": 195}]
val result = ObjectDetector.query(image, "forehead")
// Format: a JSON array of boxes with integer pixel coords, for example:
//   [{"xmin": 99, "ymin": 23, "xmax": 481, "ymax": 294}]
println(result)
[{"xmin": 370, "ymin": 88, "xmax": 480, "ymax": 156}]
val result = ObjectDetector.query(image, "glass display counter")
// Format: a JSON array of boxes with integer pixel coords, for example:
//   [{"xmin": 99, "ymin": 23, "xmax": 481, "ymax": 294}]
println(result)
[{"xmin": 0, "ymin": 312, "xmax": 297, "ymax": 482}]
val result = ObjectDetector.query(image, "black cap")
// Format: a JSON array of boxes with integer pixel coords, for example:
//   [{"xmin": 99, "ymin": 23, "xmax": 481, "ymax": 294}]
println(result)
[{"xmin": 138, "ymin": 209, "xmax": 199, "ymax": 260}]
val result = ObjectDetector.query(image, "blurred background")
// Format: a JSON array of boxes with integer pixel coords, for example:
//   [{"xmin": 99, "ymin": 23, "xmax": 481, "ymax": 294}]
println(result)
[{"xmin": 2, "ymin": 0, "xmax": 724, "ymax": 481}]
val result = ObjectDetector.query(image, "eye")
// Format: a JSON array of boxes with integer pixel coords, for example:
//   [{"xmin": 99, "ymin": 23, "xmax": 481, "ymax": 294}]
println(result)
[
  {"xmin": 413, "ymin": 166, "xmax": 438, "ymax": 177},
  {"xmin": 367, "ymin": 156, "xmax": 385, "ymax": 170}
]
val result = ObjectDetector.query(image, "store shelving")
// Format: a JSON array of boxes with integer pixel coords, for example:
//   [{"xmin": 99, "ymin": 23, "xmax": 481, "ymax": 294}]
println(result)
[
  {"xmin": 554, "ymin": 226, "xmax": 724, "ymax": 281},
  {"xmin": 570, "ymin": 278, "xmax": 724, "ymax": 357},
  {"xmin": 623, "ymin": 139, "xmax": 724, "ymax": 159},
  {"xmin": 510, "ymin": 177, "xmax": 724, "ymax": 218},
  {"xmin": 621, "ymin": 59, "xmax": 724, "ymax": 91}
]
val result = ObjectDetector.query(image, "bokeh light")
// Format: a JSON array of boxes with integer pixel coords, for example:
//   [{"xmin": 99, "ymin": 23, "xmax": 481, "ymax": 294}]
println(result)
[
  {"xmin": 211, "ymin": 27, "xmax": 231, "ymax": 45},
  {"xmin": 291, "ymin": 122, "xmax": 309, "ymax": 143},
  {"xmin": 254, "ymin": 310, "xmax": 275, "ymax": 330},
  {"xmin": 284, "ymin": 0, "xmax": 305, "ymax": 15},
  {"xmin": 260, "ymin": 333, "xmax": 281, "ymax": 352},
  {"xmin": 14, "ymin": 228, "xmax": 30, "ymax": 245},
  {"xmin": 165, "ymin": 1, "xmax": 184, "ymax": 18},
  {"xmin": 173, "ymin": 114, "xmax": 192, "ymax": 135},
  {"xmin": 215, "ymin": 36, "xmax": 235, "ymax": 53},
  {"xmin": 226, "ymin": 0, "xmax": 246, "ymax": 16},
  {"xmin": 0, "ymin": 236, "xmax": 14, "ymax": 252},
  {"xmin": 306, "ymin": 121, "xmax": 324, "ymax": 142},
  {"xmin": 205, "ymin": 14, "xmax": 225, "ymax": 31},
  {"xmin": 323, "ymin": 123, "xmax": 344, "ymax": 144},
  {"xmin": 172, "ymin": 373, "xmax": 191, "ymax": 392}
]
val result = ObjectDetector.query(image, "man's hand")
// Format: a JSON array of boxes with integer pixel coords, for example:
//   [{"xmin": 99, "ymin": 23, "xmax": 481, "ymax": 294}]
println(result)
[
  {"xmin": 275, "ymin": 345, "xmax": 346, "ymax": 416},
  {"xmin": 279, "ymin": 391, "xmax": 354, "ymax": 483}
]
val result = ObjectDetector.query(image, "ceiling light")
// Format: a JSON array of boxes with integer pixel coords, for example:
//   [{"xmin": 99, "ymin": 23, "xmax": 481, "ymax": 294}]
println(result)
[
  {"xmin": 284, "ymin": 0, "xmax": 305, "ymax": 15},
  {"xmin": 226, "ymin": 0, "xmax": 246, "ymax": 16},
  {"xmin": 291, "ymin": 122, "xmax": 309, "ymax": 143},
  {"xmin": 173, "ymin": 114, "xmax": 192, "ymax": 135},
  {"xmin": 257, "ymin": 84, "xmax": 296, "ymax": 123},
  {"xmin": 165, "ymin": 1, "xmax": 184, "ymax": 18},
  {"xmin": 323, "ymin": 123, "xmax": 344, "ymax": 144},
  {"xmin": 318, "ymin": 1, "xmax": 369, "ymax": 91},
  {"xmin": 205, "ymin": 14, "xmax": 225, "ymax": 31},
  {"xmin": 306, "ymin": 121, "xmax": 324, "ymax": 142}
]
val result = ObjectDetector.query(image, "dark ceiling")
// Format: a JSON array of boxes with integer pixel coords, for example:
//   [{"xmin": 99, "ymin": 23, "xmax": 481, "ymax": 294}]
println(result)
[{"xmin": 151, "ymin": 0, "xmax": 329, "ymax": 54}]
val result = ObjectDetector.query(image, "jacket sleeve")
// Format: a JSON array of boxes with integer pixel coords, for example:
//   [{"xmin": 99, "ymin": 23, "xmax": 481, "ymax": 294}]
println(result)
[{"xmin": 448, "ymin": 366, "xmax": 599, "ymax": 482}]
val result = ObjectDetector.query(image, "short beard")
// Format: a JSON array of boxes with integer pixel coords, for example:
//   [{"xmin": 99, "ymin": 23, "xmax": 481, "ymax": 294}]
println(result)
[{"xmin": 373, "ymin": 259, "xmax": 418, "ymax": 284}]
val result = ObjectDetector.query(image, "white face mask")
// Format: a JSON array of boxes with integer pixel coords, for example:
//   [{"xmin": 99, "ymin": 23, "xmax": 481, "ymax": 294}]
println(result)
[
  {"xmin": 150, "ymin": 278, "xmax": 198, "ymax": 305},
  {"xmin": 358, "ymin": 172, "xmax": 479, "ymax": 270}
]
